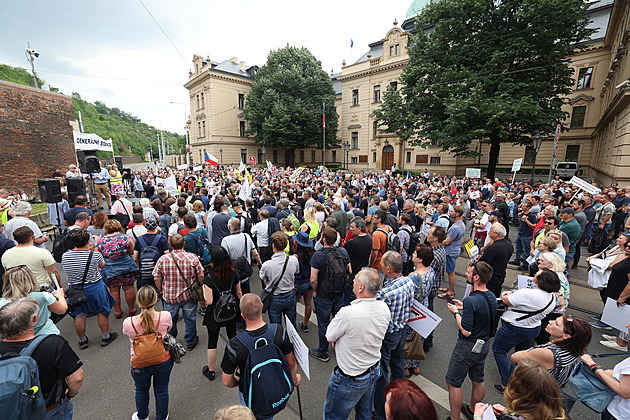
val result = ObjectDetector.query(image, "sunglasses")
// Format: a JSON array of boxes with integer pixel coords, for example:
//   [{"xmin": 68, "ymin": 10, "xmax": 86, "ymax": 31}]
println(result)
[{"xmin": 544, "ymin": 221, "xmax": 554, "ymax": 225}]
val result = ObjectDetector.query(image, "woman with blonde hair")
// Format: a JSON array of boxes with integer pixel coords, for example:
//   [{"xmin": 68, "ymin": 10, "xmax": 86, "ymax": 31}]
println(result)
[
  {"xmin": 0, "ymin": 266, "xmax": 67, "ymax": 335},
  {"xmin": 474, "ymin": 359, "xmax": 566, "ymax": 420},
  {"xmin": 122, "ymin": 285, "xmax": 173, "ymax": 420},
  {"xmin": 109, "ymin": 164, "xmax": 124, "ymax": 197},
  {"xmin": 192, "ymin": 200, "xmax": 206, "ymax": 226},
  {"xmin": 97, "ymin": 219, "xmax": 138, "ymax": 318},
  {"xmin": 300, "ymin": 206, "xmax": 320, "ymax": 239},
  {"xmin": 213, "ymin": 405, "xmax": 255, "ymax": 420}
]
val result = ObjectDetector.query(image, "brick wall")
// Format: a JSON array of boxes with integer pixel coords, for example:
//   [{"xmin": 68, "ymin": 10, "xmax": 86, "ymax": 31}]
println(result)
[{"xmin": 0, "ymin": 81, "xmax": 76, "ymax": 197}]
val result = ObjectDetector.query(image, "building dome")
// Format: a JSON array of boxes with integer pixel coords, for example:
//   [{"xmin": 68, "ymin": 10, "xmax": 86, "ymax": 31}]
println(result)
[{"xmin": 405, "ymin": 0, "xmax": 432, "ymax": 20}]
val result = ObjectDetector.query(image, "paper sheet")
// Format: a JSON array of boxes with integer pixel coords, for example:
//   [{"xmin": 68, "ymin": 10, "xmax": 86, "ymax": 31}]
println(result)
[
  {"xmin": 407, "ymin": 299, "xmax": 442, "ymax": 338},
  {"xmin": 601, "ymin": 298, "xmax": 630, "ymax": 332},
  {"xmin": 284, "ymin": 315, "xmax": 310, "ymax": 380}
]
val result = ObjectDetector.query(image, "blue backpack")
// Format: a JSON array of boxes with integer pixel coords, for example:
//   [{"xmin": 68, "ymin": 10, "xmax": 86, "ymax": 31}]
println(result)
[
  {"xmin": 0, "ymin": 335, "xmax": 47, "ymax": 420},
  {"xmin": 189, "ymin": 228, "xmax": 211, "ymax": 267},
  {"xmin": 236, "ymin": 324, "xmax": 294, "ymax": 418}
]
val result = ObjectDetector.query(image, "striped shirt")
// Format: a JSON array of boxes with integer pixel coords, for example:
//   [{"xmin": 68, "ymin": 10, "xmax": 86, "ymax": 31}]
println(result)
[
  {"xmin": 376, "ymin": 274, "xmax": 418, "ymax": 333},
  {"xmin": 534, "ymin": 342, "xmax": 578, "ymax": 388},
  {"xmin": 152, "ymin": 250, "xmax": 204, "ymax": 304},
  {"xmin": 61, "ymin": 250, "xmax": 104, "ymax": 286},
  {"xmin": 430, "ymin": 245, "xmax": 446, "ymax": 300}
]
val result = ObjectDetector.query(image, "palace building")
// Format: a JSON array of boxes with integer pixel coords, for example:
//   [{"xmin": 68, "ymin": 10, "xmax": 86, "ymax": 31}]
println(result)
[{"xmin": 184, "ymin": 0, "xmax": 630, "ymax": 185}]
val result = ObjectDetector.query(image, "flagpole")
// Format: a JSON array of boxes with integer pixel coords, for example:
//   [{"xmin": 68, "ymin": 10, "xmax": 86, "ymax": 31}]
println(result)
[{"xmin": 322, "ymin": 102, "xmax": 326, "ymax": 168}]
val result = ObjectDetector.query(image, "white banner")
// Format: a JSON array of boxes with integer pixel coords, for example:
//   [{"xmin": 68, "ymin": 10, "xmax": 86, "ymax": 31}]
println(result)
[
  {"xmin": 569, "ymin": 176, "xmax": 601, "ymax": 196},
  {"xmin": 193, "ymin": 165, "xmax": 203, "ymax": 172},
  {"xmin": 407, "ymin": 299, "xmax": 442, "ymax": 338},
  {"xmin": 285, "ymin": 315, "xmax": 310, "ymax": 380},
  {"xmin": 177, "ymin": 164, "xmax": 187, "ymax": 170},
  {"xmin": 465, "ymin": 168, "xmax": 481, "ymax": 178},
  {"xmin": 73, "ymin": 131, "xmax": 114, "ymax": 152},
  {"xmin": 163, "ymin": 175, "xmax": 177, "ymax": 196}
]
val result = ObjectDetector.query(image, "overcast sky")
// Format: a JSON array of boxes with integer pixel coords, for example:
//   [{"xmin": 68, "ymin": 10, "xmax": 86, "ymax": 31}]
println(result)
[{"xmin": 1, "ymin": 0, "xmax": 416, "ymax": 136}]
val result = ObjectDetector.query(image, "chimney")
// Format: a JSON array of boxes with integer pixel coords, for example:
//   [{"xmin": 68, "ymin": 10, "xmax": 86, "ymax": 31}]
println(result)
[{"xmin": 240, "ymin": 61, "xmax": 246, "ymax": 72}]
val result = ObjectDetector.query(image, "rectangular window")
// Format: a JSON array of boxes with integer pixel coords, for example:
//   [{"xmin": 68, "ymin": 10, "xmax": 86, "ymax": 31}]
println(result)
[
  {"xmin": 430, "ymin": 138, "xmax": 441, "ymax": 147},
  {"xmin": 576, "ymin": 67, "xmax": 593, "ymax": 89},
  {"xmin": 523, "ymin": 146, "xmax": 536, "ymax": 165},
  {"xmin": 240, "ymin": 121, "xmax": 246, "ymax": 137},
  {"xmin": 416, "ymin": 154, "xmax": 428, "ymax": 164},
  {"xmin": 395, "ymin": 44, "xmax": 400, "ymax": 55},
  {"xmin": 359, "ymin": 155, "xmax": 368, "ymax": 163},
  {"xmin": 241, "ymin": 148, "xmax": 247, "ymax": 163},
  {"xmin": 202, "ymin": 121, "xmax": 206, "ymax": 137},
  {"xmin": 351, "ymin": 132, "xmax": 359, "ymax": 149},
  {"xmin": 311, "ymin": 150, "xmax": 316, "ymax": 162},
  {"xmin": 332, "ymin": 150, "xmax": 337, "ymax": 162},
  {"xmin": 390, "ymin": 46, "xmax": 394, "ymax": 56},
  {"xmin": 430, "ymin": 156, "xmax": 441, "ymax": 165},
  {"xmin": 272, "ymin": 149, "xmax": 278, "ymax": 164},
  {"xmin": 406, "ymin": 151, "xmax": 411, "ymax": 163},
  {"xmin": 570, "ymin": 106, "xmax": 586, "ymax": 128},
  {"xmin": 238, "ymin": 93, "xmax": 245, "ymax": 109},
  {"xmin": 373, "ymin": 85, "xmax": 381, "ymax": 103},
  {"xmin": 258, "ymin": 149, "xmax": 264, "ymax": 164},
  {"xmin": 196, "ymin": 94, "xmax": 200, "ymax": 110},
  {"xmin": 200, "ymin": 93, "xmax": 204, "ymax": 109},
  {"xmin": 352, "ymin": 89, "xmax": 359, "ymax": 106},
  {"xmin": 373, "ymin": 121, "xmax": 379, "ymax": 138},
  {"xmin": 373, "ymin": 152, "xmax": 377, "ymax": 163},
  {"xmin": 565, "ymin": 145, "xmax": 580, "ymax": 162},
  {"xmin": 389, "ymin": 81, "xmax": 398, "ymax": 91},
  {"xmin": 299, "ymin": 150, "xmax": 304, "ymax": 162},
  {"xmin": 197, "ymin": 122, "xmax": 202, "ymax": 137},
  {"xmin": 351, "ymin": 156, "xmax": 358, "ymax": 164}
]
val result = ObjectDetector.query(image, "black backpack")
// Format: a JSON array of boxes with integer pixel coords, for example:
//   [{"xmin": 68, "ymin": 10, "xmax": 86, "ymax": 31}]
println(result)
[
  {"xmin": 267, "ymin": 217, "xmax": 281, "ymax": 239},
  {"xmin": 376, "ymin": 227, "xmax": 401, "ymax": 254},
  {"xmin": 137, "ymin": 235, "xmax": 162, "ymax": 282},
  {"xmin": 321, "ymin": 247, "xmax": 349, "ymax": 297},
  {"xmin": 212, "ymin": 275, "xmax": 238, "ymax": 323},
  {"xmin": 401, "ymin": 226, "xmax": 420, "ymax": 254},
  {"xmin": 237, "ymin": 212, "xmax": 253, "ymax": 235},
  {"xmin": 52, "ymin": 228, "xmax": 79, "ymax": 263}
]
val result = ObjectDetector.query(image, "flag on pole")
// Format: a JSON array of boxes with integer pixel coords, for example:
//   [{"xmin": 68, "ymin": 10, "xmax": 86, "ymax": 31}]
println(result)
[
  {"xmin": 406, "ymin": 171, "xmax": 411, "ymax": 180},
  {"xmin": 322, "ymin": 104, "xmax": 326, "ymax": 129},
  {"xmin": 238, "ymin": 177, "xmax": 251, "ymax": 200},
  {"xmin": 239, "ymin": 161, "xmax": 245, "ymax": 173},
  {"xmin": 205, "ymin": 152, "xmax": 219, "ymax": 167}
]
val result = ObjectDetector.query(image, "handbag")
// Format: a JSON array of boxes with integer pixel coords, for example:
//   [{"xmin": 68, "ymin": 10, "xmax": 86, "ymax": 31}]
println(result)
[
  {"xmin": 113, "ymin": 201, "xmax": 132, "ymax": 229},
  {"xmin": 163, "ymin": 333, "xmax": 186, "ymax": 363},
  {"xmin": 567, "ymin": 361, "xmax": 617, "ymax": 413},
  {"xmin": 130, "ymin": 313, "xmax": 168, "ymax": 368},
  {"xmin": 234, "ymin": 234, "xmax": 254, "ymax": 280},
  {"xmin": 171, "ymin": 253, "xmax": 204, "ymax": 302},
  {"xmin": 260, "ymin": 256, "xmax": 289, "ymax": 313},
  {"xmin": 403, "ymin": 330, "xmax": 426, "ymax": 360},
  {"xmin": 65, "ymin": 251, "xmax": 93, "ymax": 310}
]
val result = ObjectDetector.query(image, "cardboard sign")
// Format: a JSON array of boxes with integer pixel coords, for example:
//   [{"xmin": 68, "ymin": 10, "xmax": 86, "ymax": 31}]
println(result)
[
  {"xmin": 407, "ymin": 299, "xmax": 442, "ymax": 338},
  {"xmin": 511, "ymin": 158, "xmax": 522, "ymax": 172},
  {"xmin": 517, "ymin": 275, "xmax": 535, "ymax": 290},
  {"xmin": 601, "ymin": 298, "xmax": 630, "ymax": 332},
  {"xmin": 284, "ymin": 315, "xmax": 310, "ymax": 380}
]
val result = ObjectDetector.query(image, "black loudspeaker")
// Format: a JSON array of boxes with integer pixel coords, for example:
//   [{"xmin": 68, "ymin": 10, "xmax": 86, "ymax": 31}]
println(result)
[
  {"xmin": 121, "ymin": 168, "xmax": 132, "ymax": 180},
  {"xmin": 114, "ymin": 156, "xmax": 123, "ymax": 168},
  {"xmin": 77, "ymin": 150, "xmax": 101, "ymax": 174},
  {"xmin": 66, "ymin": 177, "xmax": 86, "ymax": 204},
  {"xmin": 38, "ymin": 178, "xmax": 62, "ymax": 203}
]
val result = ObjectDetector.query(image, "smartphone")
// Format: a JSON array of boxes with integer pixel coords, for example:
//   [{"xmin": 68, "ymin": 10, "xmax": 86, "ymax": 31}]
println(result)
[
  {"xmin": 445, "ymin": 295, "xmax": 455, "ymax": 306},
  {"xmin": 472, "ymin": 339, "xmax": 485, "ymax": 354}
]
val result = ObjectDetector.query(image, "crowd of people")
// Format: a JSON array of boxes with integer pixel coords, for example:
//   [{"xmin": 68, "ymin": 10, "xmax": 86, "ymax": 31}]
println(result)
[{"xmin": 0, "ymin": 162, "xmax": 629, "ymax": 420}]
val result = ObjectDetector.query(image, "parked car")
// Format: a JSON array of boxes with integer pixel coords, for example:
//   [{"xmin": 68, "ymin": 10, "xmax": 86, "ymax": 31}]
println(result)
[{"xmin": 554, "ymin": 162, "xmax": 580, "ymax": 179}]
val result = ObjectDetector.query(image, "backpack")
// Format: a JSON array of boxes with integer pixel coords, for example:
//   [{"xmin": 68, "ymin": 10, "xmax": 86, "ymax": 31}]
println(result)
[
  {"xmin": 439, "ymin": 214, "xmax": 454, "ymax": 229},
  {"xmin": 138, "ymin": 235, "xmax": 162, "ymax": 282},
  {"xmin": 289, "ymin": 203, "xmax": 304, "ymax": 223},
  {"xmin": 236, "ymin": 324, "xmax": 294, "ymax": 418},
  {"xmin": 190, "ymin": 229, "xmax": 212, "ymax": 267},
  {"xmin": 0, "ymin": 335, "xmax": 47, "ymax": 420},
  {"xmin": 130, "ymin": 313, "xmax": 167, "ymax": 369},
  {"xmin": 376, "ymin": 227, "xmax": 401, "ymax": 254},
  {"xmin": 281, "ymin": 210, "xmax": 300, "ymax": 231},
  {"xmin": 176, "ymin": 222, "xmax": 187, "ymax": 235},
  {"xmin": 212, "ymin": 275, "xmax": 238, "ymax": 323},
  {"xmin": 401, "ymin": 226, "xmax": 420, "ymax": 254},
  {"xmin": 321, "ymin": 247, "xmax": 349, "ymax": 297},
  {"xmin": 237, "ymin": 212, "xmax": 253, "ymax": 235},
  {"xmin": 234, "ymin": 234, "xmax": 254, "ymax": 280},
  {"xmin": 52, "ymin": 228, "xmax": 79, "ymax": 263}
]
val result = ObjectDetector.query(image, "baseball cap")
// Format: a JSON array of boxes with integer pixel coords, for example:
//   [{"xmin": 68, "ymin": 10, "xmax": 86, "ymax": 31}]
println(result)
[
  {"xmin": 489, "ymin": 211, "xmax": 502, "ymax": 218},
  {"xmin": 559, "ymin": 207, "xmax": 574, "ymax": 215},
  {"xmin": 145, "ymin": 218, "xmax": 158, "ymax": 230}
]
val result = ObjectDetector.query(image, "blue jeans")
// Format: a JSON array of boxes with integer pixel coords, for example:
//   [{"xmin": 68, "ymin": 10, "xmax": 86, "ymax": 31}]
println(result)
[
  {"xmin": 323, "ymin": 365, "xmax": 381, "ymax": 420},
  {"xmin": 269, "ymin": 291, "xmax": 297, "ymax": 328},
  {"xmin": 314, "ymin": 295, "xmax": 343, "ymax": 356},
  {"xmin": 239, "ymin": 391, "xmax": 274, "ymax": 420},
  {"xmin": 343, "ymin": 273, "xmax": 357, "ymax": 307},
  {"xmin": 373, "ymin": 329, "xmax": 405, "ymax": 420},
  {"xmin": 163, "ymin": 299, "xmax": 197, "ymax": 348},
  {"xmin": 492, "ymin": 321, "xmax": 540, "ymax": 386},
  {"xmin": 131, "ymin": 358, "xmax": 174, "ymax": 420},
  {"xmin": 159, "ymin": 214, "xmax": 171, "ymax": 238},
  {"xmin": 514, "ymin": 234, "xmax": 531, "ymax": 264},
  {"xmin": 46, "ymin": 398, "xmax": 74, "ymax": 420}
]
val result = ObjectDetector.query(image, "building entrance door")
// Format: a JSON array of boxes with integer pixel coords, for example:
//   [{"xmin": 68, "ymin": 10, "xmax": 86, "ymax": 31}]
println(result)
[
  {"xmin": 284, "ymin": 150, "xmax": 295, "ymax": 167},
  {"xmin": 381, "ymin": 145, "xmax": 394, "ymax": 170}
]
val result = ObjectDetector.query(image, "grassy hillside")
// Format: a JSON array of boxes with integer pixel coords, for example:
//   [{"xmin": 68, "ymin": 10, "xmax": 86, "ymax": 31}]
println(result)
[{"xmin": 1, "ymin": 64, "xmax": 184, "ymax": 160}]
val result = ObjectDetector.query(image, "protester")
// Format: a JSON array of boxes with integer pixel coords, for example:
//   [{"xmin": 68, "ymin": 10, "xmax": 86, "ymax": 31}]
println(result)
[
  {"xmin": 4, "ymin": 201, "xmax": 49, "ymax": 248},
  {"xmin": 2, "ymin": 226, "xmax": 60, "ymax": 288},
  {"xmin": 293, "ymin": 231, "xmax": 315, "ymax": 332},
  {"xmin": 384, "ymin": 379, "xmax": 438, "ymax": 420}
]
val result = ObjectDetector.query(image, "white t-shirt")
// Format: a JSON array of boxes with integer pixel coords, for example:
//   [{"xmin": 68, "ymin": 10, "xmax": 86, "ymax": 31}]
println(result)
[
  {"xmin": 501, "ymin": 288, "xmax": 557, "ymax": 328},
  {"xmin": 477, "ymin": 213, "xmax": 490, "ymax": 233},
  {"xmin": 607, "ymin": 357, "xmax": 630, "ymax": 418},
  {"xmin": 1, "ymin": 246, "xmax": 55, "ymax": 286},
  {"xmin": 127, "ymin": 225, "xmax": 148, "ymax": 240}
]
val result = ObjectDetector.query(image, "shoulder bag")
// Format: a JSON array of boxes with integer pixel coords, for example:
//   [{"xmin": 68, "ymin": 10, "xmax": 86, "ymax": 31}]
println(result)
[
  {"xmin": 259, "ymin": 256, "xmax": 289, "ymax": 313},
  {"xmin": 130, "ymin": 312, "xmax": 168, "ymax": 368},
  {"xmin": 403, "ymin": 329, "xmax": 426, "ymax": 360},
  {"xmin": 65, "ymin": 251, "xmax": 93, "ymax": 310},
  {"xmin": 171, "ymin": 253, "xmax": 204, "ymax": 302},
  {"xmin": 234, "ymin": 234, "xmax": 254, "ymax": 280}
]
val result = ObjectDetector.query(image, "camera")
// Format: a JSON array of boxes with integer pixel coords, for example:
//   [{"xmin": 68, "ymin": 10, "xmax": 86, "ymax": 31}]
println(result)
[{"xmin": 26, "ymin": 48, "xmax": 40, "ymax": 57}]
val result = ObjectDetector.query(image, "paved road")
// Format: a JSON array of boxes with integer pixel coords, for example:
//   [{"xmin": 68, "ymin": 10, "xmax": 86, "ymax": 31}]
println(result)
[{"xmin": 46, "ymin": 225, "xmax": 619, "ymax": 420}]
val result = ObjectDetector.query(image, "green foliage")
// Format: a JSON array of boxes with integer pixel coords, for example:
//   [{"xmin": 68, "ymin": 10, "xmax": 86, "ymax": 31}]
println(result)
[
  {"xmin": 243, "ymin": 46, "xmax": 339, "ymax": 153},
  {"xmin": 375, "ymin": 0, "xmax": 595, "ymax": 179},
  {"xmin": 0, "ymin": 64, "xmax": 46, "ymax": 89}
]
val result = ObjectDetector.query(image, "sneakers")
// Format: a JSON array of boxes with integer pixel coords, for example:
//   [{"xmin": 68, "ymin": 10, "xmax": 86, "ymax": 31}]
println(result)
[
  {"xmin": 187, "ymin": 335, "xmax": 200, "ymax": 351},
  {"xmin": 198, "ymin": 306, "xmax": 207, "ymax": 316},
  {"xmin": 461, "ymin": 403, "xmax": 474, "ymax": 420},
  {"xmin": 517, "ymin": 265, "xmax": 529, "ymax": 271},
  {"xmin": 508, "ymin": 260, "xmax": 521, "ymax": 266},
  {"xmin": 300, "ymin": 322, "xmax": 309, "ymax": 333},
  {"xmin": 590, "ymin": 314, "xmax": 602, "ymax": 321},
  {"xmin": 600, "ymin": 340, "xmax": 628, "ymax": 351},
  {"xmin": 101, "ymin": 332, "xmax": 118, "ymax": 347},
  {"xmin": 309, "ymin": 348, "xmax": 329, "ymax": 362},
  {"xmin": 202, "ymin": 366, "xmax": 216, "ymax": 381},
  {"xmin": 493, "ymin": 384, "xmax": 506, "ymax": 394},
  {"xmin": 602, "ymin": 334, "xmax": 619, "ymax": 342},
  {"xmin": 131, "ymin": 413, "xmax": 147, "ymax": 420},
  {"xmin": 589, "ymin": 321, "xmax": 613, "ymax": 331},
  {"xmin": 79, "ymin": 336, "xmax": 89, "ymax": 350}
]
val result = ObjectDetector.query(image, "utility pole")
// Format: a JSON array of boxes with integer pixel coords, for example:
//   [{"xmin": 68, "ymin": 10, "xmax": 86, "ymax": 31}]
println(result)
[{"xmin": 25, "ymin": 43, "xmax": 39, "ymax": 89}]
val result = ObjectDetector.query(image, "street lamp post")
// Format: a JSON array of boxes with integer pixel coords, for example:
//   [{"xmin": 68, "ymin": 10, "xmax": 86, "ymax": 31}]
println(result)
[
  {"xmin": 169, "ymin": 101, "xmax": 190, "ymax": 166},
  {"xmin": 530, "ymin": 133, "xmax": 544, "ymax": 184},
  {"xmin": 220, "ymin": 148, "xmax": 223, "ymax": 164},
  {"xmin": 343, "ymin": 141, "xmax": 350, "ymax": 169}
]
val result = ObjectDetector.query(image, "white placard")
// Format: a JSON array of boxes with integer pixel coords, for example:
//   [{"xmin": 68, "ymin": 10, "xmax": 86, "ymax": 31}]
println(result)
[
  {"xmin": 465, "ymin": 168, "xmax": 481, "ymax": 178},
  {"xmin": 284, "ymin": 315, "xmax": 310, "ymax": 380},
  {"xmin": 483, "ymin": 406, "xmax": 498, "ymax": 420},
  {"xmin": 517, "ymin": 275, "xmax": 534, "ymax": 290},
  {"xmin": 525, "ymin": 255, "xmax": 536, "ymax": 264},
  {"xmin": 468, "ymin": 245, "xmax": 479, "ymax": 261},
  {"xmin": 163, "ymin": 175, "xmax": 178, "ymax": 196},
  {"xmin": 73, "ymin": 131, "xmax": 114, "ymax": 152},
  {"xmin": 177, "ymin": 164, "xmax": 187, "ymax": 170},
  {"xmin": 464, "ymin": 283, "xmax": 473, "ymax": 299},
  {"xmin": 511, "ymin": 158, "xmax": 523, "ymax": 172},
  {"xmin": 601, "ymin": 298, "xmax": 630, "ymax": 332},
  {"xmin": 407, "ymin": 299, "xmax": 442, "ymax": 338},
  {"xmin": 569, "ymin": 176, "xmax": 601, "ymax": 196},
  {"xmin": 193, "ymin": 165, "xmax": 203, "ymax": 172}
]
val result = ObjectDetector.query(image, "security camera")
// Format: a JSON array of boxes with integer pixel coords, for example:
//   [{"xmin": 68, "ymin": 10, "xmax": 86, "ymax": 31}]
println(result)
[{"xmin": 26, "ymin": 48, "xmax": 39, "ymax": 57}]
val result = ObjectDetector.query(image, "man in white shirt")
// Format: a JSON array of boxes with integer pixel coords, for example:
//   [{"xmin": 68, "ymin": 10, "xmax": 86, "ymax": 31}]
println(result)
[
  {"xmin": 221, "ymin": 217, "xmax": 262, "ymax": 295},
  {"xmin": 2, "ymin": 226, "xmax": 59, "ymax": 287},
  {"xmin": 323, "ymin": 268, "xmax": 391, "ymax": 420},
  {"xmin": 4, "ymin": 202, "xmax": 49, "ymax": 248},
  {"xmin": 127, "ymin": 214, "xmax": 148, "ymax": 240},
  {"xmin": 251, "ymin": 209, "xmax": 271, "ymax": 262}
]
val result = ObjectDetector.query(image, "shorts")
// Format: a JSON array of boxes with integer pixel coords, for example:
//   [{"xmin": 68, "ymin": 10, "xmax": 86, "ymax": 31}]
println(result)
[
  {"xmin": 445, "ymin": 338, "xmax": 489, "ymax": 388},
  {"xmin": 445, "ymin": 254, "xmax": 458, "ymax": 273},
  {"xmin": 295, "ymin": 282, "xmax": 312, "ymax": 297}
]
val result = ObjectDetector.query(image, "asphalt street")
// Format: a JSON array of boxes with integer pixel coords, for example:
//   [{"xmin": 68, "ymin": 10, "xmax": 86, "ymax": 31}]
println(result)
[{"xmin": 45, "ymin": 220, "xmax": 617, "ymax": 420}]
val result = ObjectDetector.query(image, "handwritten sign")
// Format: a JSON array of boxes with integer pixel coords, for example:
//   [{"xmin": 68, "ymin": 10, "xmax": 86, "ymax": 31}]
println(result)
[
  {"xmin": 407, "ymin": 299, "xmax": 442, "ymax": 338},
  {"xmin": 284, "ymin": 315, "xmax": 310, "ymax": 380},
  {"xmin": 569, "ymin": 176, "xmax": 601, "ymax": 196}
]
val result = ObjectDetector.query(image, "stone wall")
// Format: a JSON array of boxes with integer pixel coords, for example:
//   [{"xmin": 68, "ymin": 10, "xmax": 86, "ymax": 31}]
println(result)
[{"xmin": 0, "ymin": 81, "xmax": 76, "ymax": 197}]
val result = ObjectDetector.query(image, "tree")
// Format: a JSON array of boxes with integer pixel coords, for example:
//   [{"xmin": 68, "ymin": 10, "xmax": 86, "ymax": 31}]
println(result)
[
  {"xmin": 375, "ymin": 0, "xmax": 595, "ymax": 179},
  {"xmin": 243, "ymin": 46, "xmax": 339, "ymax": 165}
]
